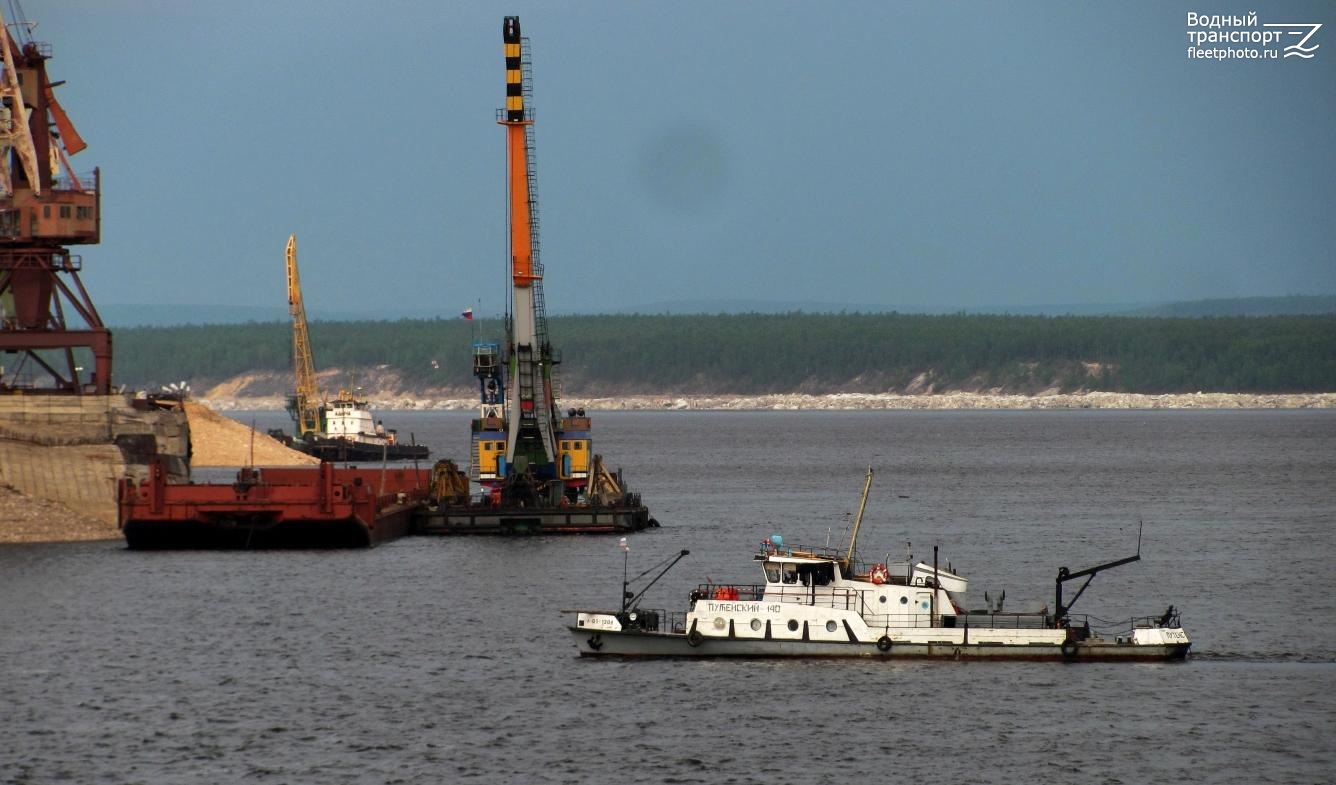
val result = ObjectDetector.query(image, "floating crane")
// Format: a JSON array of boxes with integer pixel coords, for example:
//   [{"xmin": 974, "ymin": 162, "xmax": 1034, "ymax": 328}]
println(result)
[
  {"xmin": 420, "ymin": 17, "xmax": 653, "ymax": 534},
  {"xmin": 285, "ymin": 234, "xmax": 321, "ymax": 437},
  {"xmin": 472, "ymin": 16, "xmax": 583, "ymax": 505},
  {"xmin": 0, "ymin": 5, "xmax": 107, "ymax": 393},
  {"xmin": 277, "ymin": 235, "xmax": 428, "ymax": 463}
]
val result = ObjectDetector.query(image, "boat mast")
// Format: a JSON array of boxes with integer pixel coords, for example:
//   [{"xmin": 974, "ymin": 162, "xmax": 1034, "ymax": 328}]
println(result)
[
  {"xmin": 840, "ymin": 467, "xmax": 874, "ymax": 574},
  {"xmin": 498, "ymin": 16, "xmax": 559, "ymax": 476}
]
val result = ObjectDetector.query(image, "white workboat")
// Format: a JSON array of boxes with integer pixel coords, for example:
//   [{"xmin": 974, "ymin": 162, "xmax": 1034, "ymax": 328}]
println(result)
[{"xmin": 569, "ymin": 470, "xmax": 1190, "ymax": 662}]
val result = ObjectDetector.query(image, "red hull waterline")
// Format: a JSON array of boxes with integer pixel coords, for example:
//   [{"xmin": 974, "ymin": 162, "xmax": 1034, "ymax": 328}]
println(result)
[{"xmin": 118, "ymin": 459, "xmax": 431, "ymax": 549}]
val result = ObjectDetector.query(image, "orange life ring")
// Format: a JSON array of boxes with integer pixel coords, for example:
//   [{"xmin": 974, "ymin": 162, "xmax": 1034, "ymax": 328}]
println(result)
[{"xmin": 869, "ymin": 564, "xmax": 889, "ymax": 585}]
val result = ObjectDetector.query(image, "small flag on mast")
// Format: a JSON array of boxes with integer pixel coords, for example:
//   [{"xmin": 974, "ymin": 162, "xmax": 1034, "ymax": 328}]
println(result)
[{"xmin": 461, "ymin": 307, "xmax": 474, "ymax": 320}]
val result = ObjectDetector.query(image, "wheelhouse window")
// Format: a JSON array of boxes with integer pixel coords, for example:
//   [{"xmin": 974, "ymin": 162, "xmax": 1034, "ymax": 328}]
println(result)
[{"xmin": 764, "ymin": 565, "xmax": 779, "ymax": 583}]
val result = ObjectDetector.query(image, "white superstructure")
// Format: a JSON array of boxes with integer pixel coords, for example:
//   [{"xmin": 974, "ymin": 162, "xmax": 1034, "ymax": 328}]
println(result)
[{"xmin": 322, "ymin": 393, "xmax": 393, "ymax": 446}]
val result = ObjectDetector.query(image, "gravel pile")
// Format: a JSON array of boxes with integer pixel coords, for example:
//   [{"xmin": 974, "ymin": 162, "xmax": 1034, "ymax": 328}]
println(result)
[{"xmin": 0, "ymin": 484, "xmax": 118, "ymax": 543}]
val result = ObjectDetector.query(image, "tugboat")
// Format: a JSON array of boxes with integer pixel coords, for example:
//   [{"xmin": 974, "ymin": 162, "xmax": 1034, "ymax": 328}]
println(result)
[{"xmin": 569, "ymin": 469, "xmax": 1191, "ymax": 661}]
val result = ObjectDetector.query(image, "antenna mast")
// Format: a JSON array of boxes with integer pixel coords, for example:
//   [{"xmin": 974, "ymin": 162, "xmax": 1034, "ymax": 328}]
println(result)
[{"xmin": 840, "ymin": 467, "xmax": 874, "ymax": 574}]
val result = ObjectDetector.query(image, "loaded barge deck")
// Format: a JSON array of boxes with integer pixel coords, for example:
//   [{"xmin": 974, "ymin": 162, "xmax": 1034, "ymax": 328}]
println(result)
[{"xmin": 118, "ymin": 458, "xmax": 430, "ymax": 549}]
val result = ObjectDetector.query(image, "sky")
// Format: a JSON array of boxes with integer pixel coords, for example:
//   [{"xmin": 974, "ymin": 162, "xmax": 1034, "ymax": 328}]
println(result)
[{"xmin": 28, "ymin": 0, "xmax": 1336, "ymax": 319}]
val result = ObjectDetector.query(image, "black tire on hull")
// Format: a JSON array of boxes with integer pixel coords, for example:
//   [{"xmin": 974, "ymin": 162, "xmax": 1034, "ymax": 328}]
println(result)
[
  {"xmin": 876, "ymin": 635, "xmax": 893, "ymax": 652},
  {"xmin": 687, "ymin": 629, "xmax": 704, "ymax": 647},
  {"xmin": 1061, "ymin": 639, "xmax": 1078, "ymax": 660}
]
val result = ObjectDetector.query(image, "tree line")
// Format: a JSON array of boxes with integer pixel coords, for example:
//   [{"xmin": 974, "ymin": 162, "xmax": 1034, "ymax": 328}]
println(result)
[{"xmin": 111, "ymin": 312, "xmax": 1336, "ymax": 395}]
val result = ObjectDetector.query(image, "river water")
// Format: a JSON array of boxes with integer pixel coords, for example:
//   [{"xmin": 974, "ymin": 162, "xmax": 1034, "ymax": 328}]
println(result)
[{"xmin": 2, "ymin": 410, "xmax": 1334, "ymax": 784}]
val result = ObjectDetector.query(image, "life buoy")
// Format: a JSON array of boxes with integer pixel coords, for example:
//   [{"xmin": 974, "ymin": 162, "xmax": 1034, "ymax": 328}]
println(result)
[
  {"xmin": 870, "ymin": 564, "xmax": 889, "ymax": 585},
  {"xmin": 876, "ymin": 635, "xmax": 893, "ymax": 652},
  {"xmin": 1060, "ymin": 639, "xmax": 1078, "ymax": 659},
  {"xmin": 687, "ymin": 629, "xmax": 704, "ymax": 647}
]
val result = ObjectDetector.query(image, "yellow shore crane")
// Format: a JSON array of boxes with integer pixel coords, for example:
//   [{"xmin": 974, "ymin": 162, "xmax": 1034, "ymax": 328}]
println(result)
[{"xmin": 285, "ymin": 234, "xmax": 321, "ymax": 436}]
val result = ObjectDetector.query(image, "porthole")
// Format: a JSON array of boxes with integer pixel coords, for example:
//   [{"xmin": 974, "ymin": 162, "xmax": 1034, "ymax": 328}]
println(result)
[
  {"xmin": 825, "ymin": 620, "xmax": 837, "ymax": 633},
  {"xmin": 713, "ymin": 617, "xmax": 727, "ymax": 630},
  {"xmin": 900, "ymin": 596, "xmax": 908, "ymax": 605},
  {"xmin": 787, "ymin": 619, "xmax": 799, "ymax": 632},
  {"xmin": 879, "ymin": 595, "xmax": 888, "ymax": 604},
  {"xmin": 750, "ymin": 619, "xmax": 762, "ymax": 632}
]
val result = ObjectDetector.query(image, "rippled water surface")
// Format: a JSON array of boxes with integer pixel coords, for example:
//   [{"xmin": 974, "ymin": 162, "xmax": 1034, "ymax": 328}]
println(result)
[{"xmin": 3, "ymin": 410, "xmax": 1334, "ymax": 784}]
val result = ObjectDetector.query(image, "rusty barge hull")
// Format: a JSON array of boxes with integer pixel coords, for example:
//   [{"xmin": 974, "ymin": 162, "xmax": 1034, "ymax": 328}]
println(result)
[
  {"xmin": 119, "ymin": 461, "xmax": 431, "ymax": 549},
  {"xmin": 415, "ymin": 503, "xmax": 656, "ymax": 535}
]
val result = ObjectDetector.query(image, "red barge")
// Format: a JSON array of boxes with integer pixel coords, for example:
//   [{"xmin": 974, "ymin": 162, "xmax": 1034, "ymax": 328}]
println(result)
[{"xmin": 118, "ymin": 458, "xmax": 430, "ymax": 549}]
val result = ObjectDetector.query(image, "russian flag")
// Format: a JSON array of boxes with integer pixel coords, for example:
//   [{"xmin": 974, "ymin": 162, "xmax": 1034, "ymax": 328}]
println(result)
[{"xmin": 461, "ymin": 307, "xmax": 474, "ymax": 320}]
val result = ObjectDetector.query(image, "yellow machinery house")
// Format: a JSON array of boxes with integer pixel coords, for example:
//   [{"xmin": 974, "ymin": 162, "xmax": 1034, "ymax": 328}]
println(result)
[
  {"xmin": 474, "ymin": 435, "xmax": 507, "ymax": 481},
  {"xmin": 556, "ymin": 433, "xmax": 589, "ymax": 480}
]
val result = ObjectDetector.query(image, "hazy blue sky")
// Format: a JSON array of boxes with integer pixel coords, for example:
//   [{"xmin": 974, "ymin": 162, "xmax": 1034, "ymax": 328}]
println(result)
[{"xmin": 33, "ymin": 1, "xmax": 1336, "ymax": 317}]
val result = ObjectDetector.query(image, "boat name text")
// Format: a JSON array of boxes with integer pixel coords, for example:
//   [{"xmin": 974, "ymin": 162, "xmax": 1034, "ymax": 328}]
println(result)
[{"xmin": 705, "ymin": 602, "xmax": 784, "ymax": 614}]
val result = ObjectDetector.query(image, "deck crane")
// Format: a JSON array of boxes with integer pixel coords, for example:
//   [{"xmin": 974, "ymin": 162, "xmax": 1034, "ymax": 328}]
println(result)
[{"xmin": 284, "ymin": 234, "xmax": 321, "ymax": 437}]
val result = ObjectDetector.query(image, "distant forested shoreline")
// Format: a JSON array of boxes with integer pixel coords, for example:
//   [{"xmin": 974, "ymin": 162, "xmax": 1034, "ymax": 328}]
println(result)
[{"xmin": 111, "ymin": 312, "xmax": 1336, "ymax": 395}]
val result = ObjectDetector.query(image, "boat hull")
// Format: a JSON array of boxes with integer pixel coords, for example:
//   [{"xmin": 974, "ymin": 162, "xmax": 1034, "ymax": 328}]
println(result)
[
  {"xmin": 570, "ymin": 627, "xmax": 1190, "ymax": 662},
  {"xmin": 121, "ymin": 502, "xmax": 418, "ymax": 549},
  {"xmin": 415, "ymin": 504, "xmax": 657, "ymax": 535},
  {"xmin": 296, "ymin": 437, "xmax": 429, "ymax": 463}
]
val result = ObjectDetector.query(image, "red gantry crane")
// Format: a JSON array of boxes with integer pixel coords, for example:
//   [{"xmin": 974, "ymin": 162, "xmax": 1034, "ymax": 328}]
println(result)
[{"xmin": 0, "ymin": 5, "xmax": 106, "ymax": 394}]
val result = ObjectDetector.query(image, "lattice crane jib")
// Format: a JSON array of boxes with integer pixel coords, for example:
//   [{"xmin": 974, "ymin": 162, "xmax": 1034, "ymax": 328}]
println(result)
[{"xmin": 285, "ymin": 235, "xmax": 321, "ymax": 436}]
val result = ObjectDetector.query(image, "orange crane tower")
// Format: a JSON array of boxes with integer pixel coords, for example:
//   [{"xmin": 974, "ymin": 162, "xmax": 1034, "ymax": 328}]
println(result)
[{"xmin": 499, "ymin": 16, "xmax": 559, "ymax": 477}]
